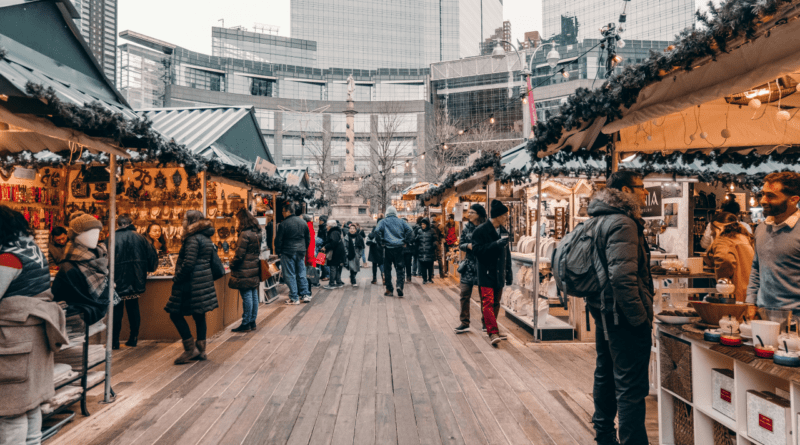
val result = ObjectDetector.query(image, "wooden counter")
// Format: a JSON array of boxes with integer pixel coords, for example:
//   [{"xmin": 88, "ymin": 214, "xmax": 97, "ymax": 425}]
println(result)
[{"xmin": 117, "ymin": 273, "xmax": 243, "ymax": 341}]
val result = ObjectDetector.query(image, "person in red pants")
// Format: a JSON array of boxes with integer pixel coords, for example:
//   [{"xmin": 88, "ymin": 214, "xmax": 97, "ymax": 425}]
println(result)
[{"xmin": 470, "ymin": 200, "xmax": 513, "ymax": 345}]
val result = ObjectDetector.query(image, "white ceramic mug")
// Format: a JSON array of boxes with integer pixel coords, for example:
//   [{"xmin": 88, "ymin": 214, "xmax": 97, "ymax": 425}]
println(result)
[{"xmin": 751, "ymin": 320, "xmax": 781, "ymax": 348}]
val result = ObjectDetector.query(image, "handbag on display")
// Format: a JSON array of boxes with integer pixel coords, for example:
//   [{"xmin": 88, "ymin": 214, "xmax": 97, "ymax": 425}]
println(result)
[{"xmin": 259, "ymin": 259, "xmax": 271, "ymax": 282}]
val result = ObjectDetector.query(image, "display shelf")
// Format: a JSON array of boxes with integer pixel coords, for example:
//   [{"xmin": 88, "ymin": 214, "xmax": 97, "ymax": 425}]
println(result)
[
  {"xmin": 510, "ymin": 252, "xmax": 551, "ymax": 265},
  {"xmin": 662, "ymin": 386, "xmax": 693, "ymax": 407}
]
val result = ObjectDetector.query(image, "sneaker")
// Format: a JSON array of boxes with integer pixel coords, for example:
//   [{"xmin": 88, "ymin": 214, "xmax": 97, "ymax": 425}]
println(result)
[
  {"xmin": 384, "ymin": 290, "xmax": 393, "ymax": 297},
  {"xmin": 397, "ymin": 288, "xmax": 404, "ymax": 297},
  {"xmin": 323, "ymin": 285, "xmax": 337, "ymax": 290},
  {"xmin": 286, "ymin": 299, "xmax": 300, "ymax": 305},
  {"xmin": 352, "ymin": 283, "xmax": 358, "ymax": 287},
  {"xmin": 497, "ymin": 332, "xmax": 508, "ymax": 340},
  {"xmin": 302, "ymin": 296, "xmax": 312, "ymax": 303},
  {"xmin": 490, "ymin": 334, "xmax": 502, "ymax": 345},
  {"xmin": 454, "ymin": 323, "xmax": 470, "ymax": 334},
  {"xmin": 371, "ymin": 280, "xmax": 377, "ymax": 284},
  {"xmin": 482, "ymin": 326, "xmax": 487, "ymax": 333}
]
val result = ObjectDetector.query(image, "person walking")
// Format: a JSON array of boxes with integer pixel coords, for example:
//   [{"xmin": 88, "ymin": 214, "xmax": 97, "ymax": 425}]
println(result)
[
  {"xmin": 322, "ymin": 220, "xmax": 346, "ymax": 289},
  {"xmin": 373, "ymin": 206, "xmax": 413, "ymax": 297},
  {"xmin": 415, "ymin": 218, "xmax": 439, "ymax": 284},
  {"xmin": 111, "ymin": 214, "xmax": 158, "ymax": 349},
  {"xmin": 367, "ymin": 216, "xmax": 385, "ymax": 285},
  {"xmin": 403, "ymin": 223, "xmax": 416, "ymax": 283},
  {"xmin": 453, "ymin": 204, "xmax": 486, "ymax": 334},
  {"xmin": 471, "ymin": 201, "xmax": 513, "ymax": 345},
  {"xmin": 230, "ymin": 209, "xmax": 263, "ymax": 332},
  {"xmin": 318, "ymin": 215, "xmax": 329, "ymax": 281},
  {"xmin": 0, "ymin": 206, "xmax": 70, "ymax": 445},
  {"xmin": 748, "ymin": 172, "xmax": 800, "ymax": 313},
  {"xmin": 584, "ymin": 171, "xmax": 654, "ymax": 445},
  {"xmin": 47, "ymin": 225, "xmax": 68, "ymax": 267},
  {"xmin": 706, "ymin": 212, "xmax": 754, "ymax": 303},
  {"xmin": 165, "ymin": 210, "xmax": 220, "ymax": 364},
  {"xmin": 304, "ymin": 214, "xmax": 319, "ymax": 288},
  {"xmin": 344, "ymin": 224, "xmax": 365, "ymax": 287},
  {"xmin": 275, "ymin": 203, "xmax": 311, "ymax": 304},
  {"xmin": 355, "ymin": 223, "xmax": 367, "ymax": 267}
]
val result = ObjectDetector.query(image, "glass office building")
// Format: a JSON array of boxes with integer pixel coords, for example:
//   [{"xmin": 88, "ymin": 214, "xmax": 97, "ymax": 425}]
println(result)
[
  {"xmin": 71, "ymin": 0, "xmax": 117, "ymax": 80},
  {"xmin": 542, "ymin": 0, "xmax": 695, "ymax": 43},
  {"xmin": 212, "ymin": 27, "xmax": 318, "ymax": 67},
  {"xmin": 290, "ymin": 0, "xmax": 503, "ymax": 70}
]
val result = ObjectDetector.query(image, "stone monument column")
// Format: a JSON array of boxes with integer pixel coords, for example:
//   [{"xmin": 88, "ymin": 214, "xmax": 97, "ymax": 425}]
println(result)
[{"xmin": 343, "ymin": 93, "xmax": 357, "ymax": 176}]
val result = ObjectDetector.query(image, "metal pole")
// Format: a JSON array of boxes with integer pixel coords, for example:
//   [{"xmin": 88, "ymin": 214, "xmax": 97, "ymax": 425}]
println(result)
[
  {"xmin": 532, "ymin": 174, "xmax": 543, "ymax": 342},
  {"xmin": 104, "ymin": 154, "xmax": 116, "ymax": 403}
]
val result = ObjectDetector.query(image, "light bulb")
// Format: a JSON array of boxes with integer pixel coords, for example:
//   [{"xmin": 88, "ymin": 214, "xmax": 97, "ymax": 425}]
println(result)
[
  {"xmin": 443, "ymin": 144, "xmax": 448, "ymax": 150},
  {"xmin": 561, "ymin": 70, "xmax": 570, "ymax": 79},
  {"xmin": 700, "ymin": 132, "xmax": 708, "ymax": 139},
  {"xmin": 689, "ymin": 134, "xmax": 696, "ymax": 142},
  {"xmin": 522, "ymin": 96, "xmax": 527, "ymax": 104},
  {"xmin": 721, "ymin": 129, "xmax": 731, "ymax": 138},
  {"xmin": 421, "ymin": 154, "xmax": 425, "ymax": 159},
  {"xmin": 750, "ymin": 196, "xmax": 756, "ymax": 206},
  {"xmin": 729, "ymin": 183, "xmax": 735, "ymax": 192},
  {"xmin": 749, "ymin": 98, "xmax": 762, "ymax": 109},
  {"xmin": 458, "ymin": 129, "xmax": 464, "ymax": 135},
  {"xmin": 490, "ymin": 117, "xmax": 495, "ymax": 124},
  {"xmin": 777, "ymin": 110, "xmax": 791, "ymax": 121}
]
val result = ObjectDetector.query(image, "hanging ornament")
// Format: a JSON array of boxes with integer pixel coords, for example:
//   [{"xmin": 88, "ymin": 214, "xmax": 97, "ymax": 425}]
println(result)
[
  {"xmin": 777, "ymin": 110, "xmax": 791, "ymax": 121},
  {"xmin": 749, "ymin": 98, "xmax": 762, "ymax": 109},
  {"xmin": 700, "ymin": 132, "xmax": 708, "ymax": 139},
  {"xmin": 689, "ymin": 134, "xmax": 696, "ymax": 142},
  {"xmin": 721, "ymin": 129, "xmax": 731, "ymax": 138},
  {"xmin": 172, "ymin": 170, "xmax": 183, "ymax": 188},
  {"xmin": 154, "ymin": 170, "xmax": 168, "ymax": 190}
]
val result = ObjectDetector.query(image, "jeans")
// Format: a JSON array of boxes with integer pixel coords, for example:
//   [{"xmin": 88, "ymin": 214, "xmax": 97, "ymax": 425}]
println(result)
[
  {"xmin": 589, "ymin": 307, "xmax": 652, "ymax": 445},
  {"xmin": 281, "ymin": 252, "xmax": 310, "ymax": 301},
  {"xmin": 361, "ymin": 250, "xmax": 366, "ymax": 264},
  {"xmin": 240, "ymin": 287, "xmax": 259, "ymax": 324},
  {"xmin": 420, "ymin": 261, "xmax": 434, "ymax": 282},
  {"xmin": 372, "ymin": 262, "xmax": 384, "ymax": 281},
  {"xmin": 113, "ymin": 298, "xmax": 141, "ymax": 344},
  {"xmin": 320, "ymin": 264, "xmax": 330, "ymax": 280},
  {"xmin": 170, "ymin": 313, "xmax": 207, "ymax": 340},
  {"xmin": 411, "ymin": 255, "xmax": 419, "ymax": 275},
  {"xmin": 0, "ymin": 407, "xmax": 41, "ymax": 445},
  {"xmin": 383, "ymin": 247, "xmax": 405, "ymax": 292},
  {"xmin": 479, "ymin": 287, "xmax": 503, "ymax": 335},
  {"xmin": 459, "ymin": 282, "xmax": 475, "ymax": 325},
  {"xmin": 404, "ymin": 253, "xmax": 413, "ymax": 281},
  {"xmin": 349, "ymin": 268, "xmax": 358, "ymax": 284}
]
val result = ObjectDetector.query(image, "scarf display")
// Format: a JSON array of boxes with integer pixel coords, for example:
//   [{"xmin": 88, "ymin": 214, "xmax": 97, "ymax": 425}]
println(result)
[{"xmin": 63, "ymin": 241, "xmax": 120, "ymax": 306}]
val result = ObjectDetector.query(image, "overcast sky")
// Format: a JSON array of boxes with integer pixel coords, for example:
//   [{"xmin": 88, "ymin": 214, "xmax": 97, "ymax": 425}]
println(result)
[{"xmin": 118, "ymin": 0, "xmax": 542, "ymax": 55}]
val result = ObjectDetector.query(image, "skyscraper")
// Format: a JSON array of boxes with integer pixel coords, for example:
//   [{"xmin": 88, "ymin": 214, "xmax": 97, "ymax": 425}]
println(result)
[
  {"xmin": 71, "ymin": 0, "xmax": 117, "ymax": 81},
  {"xmin": 542, "ymin": 0, "xmax": 694, "ymax": 43},
  {"xmin": 290, "ymin": 0, "xmax": 503, "ymax": 70}
]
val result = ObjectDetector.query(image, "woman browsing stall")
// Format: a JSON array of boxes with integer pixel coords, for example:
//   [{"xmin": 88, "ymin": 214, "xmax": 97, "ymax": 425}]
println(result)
[{"xmin": 706, "ymin": 212, "xmax": 755, "ymax": 302}]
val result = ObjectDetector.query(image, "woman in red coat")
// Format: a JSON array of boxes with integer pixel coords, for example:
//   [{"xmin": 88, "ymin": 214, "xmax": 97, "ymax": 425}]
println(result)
[{"xmin": 303, "ymin": 214, "xmax": 316, "ymax": 266}]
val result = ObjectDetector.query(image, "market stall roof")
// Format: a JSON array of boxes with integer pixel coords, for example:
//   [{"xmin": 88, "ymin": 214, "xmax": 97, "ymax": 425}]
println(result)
[
  {"xmin": 139, "ymin": 105, "xmax": 275, "ymax": 166},
  {"xmin": 0, "ymin": 0, "xmax": 135, "ymax": 158},
  {"xmin": 278, "ymin": 167, "xmax": 311, "ymax": 189},
  {"xmin": 401, "ymin": 182, "xmax": 438, "ymax": 200}
]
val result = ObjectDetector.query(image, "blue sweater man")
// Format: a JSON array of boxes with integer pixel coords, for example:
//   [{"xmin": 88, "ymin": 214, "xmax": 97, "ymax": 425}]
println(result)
[{"xmin": 373, "ymin": 206, "xmax": 413, "ymax": 296}]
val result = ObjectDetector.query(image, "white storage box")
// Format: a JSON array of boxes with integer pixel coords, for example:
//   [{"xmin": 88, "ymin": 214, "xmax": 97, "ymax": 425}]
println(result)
[
  {"xmin": 712, "ymin": 368, "xmax": 735, "ymax": 420},
  {"xmin": 746, "ymin": 390, "xmax": 791, "ymax": 445}
]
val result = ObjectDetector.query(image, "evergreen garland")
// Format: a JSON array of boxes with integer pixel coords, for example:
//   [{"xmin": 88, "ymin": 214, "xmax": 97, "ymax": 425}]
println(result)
[{"xmin": 417, "ymin": 151, "xmax": 502, "ymax": 203}]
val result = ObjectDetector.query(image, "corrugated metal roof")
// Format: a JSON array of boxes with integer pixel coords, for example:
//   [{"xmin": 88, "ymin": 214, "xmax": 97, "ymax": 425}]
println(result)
[
  {"xmin": 139, "ymin": 106, "xmax": 253, "ymax": 155},
  {"xmin": 278, "ymin": 167, "xmax": 311, "ymax": 188},
  {"xmin": 196, "ymin": 143, "xmax": 252, "ymax": 168}
]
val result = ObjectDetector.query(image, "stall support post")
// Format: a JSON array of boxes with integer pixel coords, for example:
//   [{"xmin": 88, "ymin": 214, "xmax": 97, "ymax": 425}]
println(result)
[
  {"xmin": 104, "ymin": 154, "xmax": 116, "ymax": 403},
  {"xmin": 532, "ymin": 175, "xmax": 543, "ymax": 342},
  {"xmin": 202, "ymin": 172, "xmax": 208, "ymax": 215}
]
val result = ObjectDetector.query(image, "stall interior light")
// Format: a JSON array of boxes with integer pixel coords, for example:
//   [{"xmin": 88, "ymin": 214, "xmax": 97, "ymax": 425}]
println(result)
[
  {"xmin": 620, "ymin": 153, "xmax": 638, "ymax": 163},
  {"xmin": 725, "ymin": 76, "xmax": 798, "ymax": 105}
]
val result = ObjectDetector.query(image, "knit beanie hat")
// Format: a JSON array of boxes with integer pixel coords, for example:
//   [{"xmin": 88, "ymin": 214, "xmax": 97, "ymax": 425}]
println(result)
[
  {"xmin": 490, "ymin": 200, "xmax": 509, "ymax": 218},
  {"xmin": 386, "ymin": 206, "xmax": 398, "ymax": 217},
  {"xmin": 471, "ymin": 203, "xmax": 487, "ymax": 219},
  {"xmin": 69, "ymin": 211, "xmax": 103, "ymax": 238}
]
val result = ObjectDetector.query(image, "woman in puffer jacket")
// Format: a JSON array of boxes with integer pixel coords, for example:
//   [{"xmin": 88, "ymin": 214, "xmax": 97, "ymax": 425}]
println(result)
[
  {"xmin": 415, "ymin": 218, "xmax": 439, "ymax": 284},
  {"xmin": 165, "ymin": 210, "xmax": 219, "ymax": 364},
  {"xmin": 230, "ymin": 208, "xmax": 263, "ymax": 333}
]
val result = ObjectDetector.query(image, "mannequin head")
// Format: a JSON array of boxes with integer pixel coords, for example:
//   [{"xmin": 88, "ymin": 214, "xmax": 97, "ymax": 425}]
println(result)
[{"xmin": 75, "ymin": 228, "xmax": 100, "ymax": 249}]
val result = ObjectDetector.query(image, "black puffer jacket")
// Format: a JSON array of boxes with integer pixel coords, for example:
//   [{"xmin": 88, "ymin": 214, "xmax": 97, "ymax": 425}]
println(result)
[
  {"xmin": 113, "ymin": 225, "xmax": 158, "ymax": 297},
  {"xmin": 587, "ymin": 188, "xmax": 654, "ymax": 327},
  {"xmin": 471, "ymin": 221, "xmax": 513, "ymax": 289},
  {"xmin": 165, "ymin": 219, "xmax": 219, "ymax": 316},
  {"xmin": 229, "ymin": 226, "xmax": 262, "ymax": 290},
  {"xmin": 458, "ymin": 221, "xmax": 479, "ymax": 285},
  {"xmin": 367, "ymin": 226, "xmax": 383, "ymax": 264},
  {"xmin": 415, "ymin": 219, "xmax": 439, "ymax": 263},
  {"xmin": 323, "ymin": 226, "xmax": 346, "ymax": 266}
]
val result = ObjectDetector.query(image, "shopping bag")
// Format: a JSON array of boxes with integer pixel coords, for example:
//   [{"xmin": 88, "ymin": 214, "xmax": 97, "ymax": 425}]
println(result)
[
  {"xmin": 306, "ymin": 266, "xmax": 320, "ymax": 286},
  {"xmin": 315, "ymin": 252, "xmax": 327, "ymax": 266}
]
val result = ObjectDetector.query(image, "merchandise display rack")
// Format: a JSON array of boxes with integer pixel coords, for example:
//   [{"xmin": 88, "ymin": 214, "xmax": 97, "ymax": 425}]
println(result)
[{"xmin": 41, "ymin": 310, "xmax": 115, "ymax": 441}]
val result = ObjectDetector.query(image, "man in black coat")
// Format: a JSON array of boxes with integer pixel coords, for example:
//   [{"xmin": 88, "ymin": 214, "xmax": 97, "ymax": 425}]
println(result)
[
  {"xmin": 318, "ymin": 215, "xmax": 329, "ymax": 281},
  {"xmin": 586, "ymin": 171, "xmax": 653, "ymax": 445},
  {"xmin": 275, "ymin": 203, "xmax": 311, "ymax": 304},
  {"xmin": 112, "ymin": 214, "xmax": 158, "ymax": 349},
  {"xmin": 471, "ymin": 200, "xmax": 513, "ymax": 345}
]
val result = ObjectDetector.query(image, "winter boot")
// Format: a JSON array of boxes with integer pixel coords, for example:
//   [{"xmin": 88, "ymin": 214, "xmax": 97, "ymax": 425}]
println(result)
[
  {"xmin": 174, "ymin": 338, "xmax": 200, "ymax": 364},
  {"xmin": 193, "ymin": 340, "xmax": 208, "ymax": 361},
  {"xmin": 125, "ymin": 336, "xmax": 138, "ymax": 347}
]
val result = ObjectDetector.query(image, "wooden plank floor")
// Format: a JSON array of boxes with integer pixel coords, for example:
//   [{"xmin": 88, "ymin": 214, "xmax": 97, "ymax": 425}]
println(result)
[{"xmin": 48, "ymin": 275, "xmax": 659, "ymax": 445}]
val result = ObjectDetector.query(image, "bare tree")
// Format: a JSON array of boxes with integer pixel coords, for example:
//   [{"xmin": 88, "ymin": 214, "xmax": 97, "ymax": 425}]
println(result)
[
  {"xmin": 357, "ymin": 103, "xmax": 415, "ymax": 214},
  {"xmin": 423, "ymin": 109, "xmax": 470, "ymax": 183}
]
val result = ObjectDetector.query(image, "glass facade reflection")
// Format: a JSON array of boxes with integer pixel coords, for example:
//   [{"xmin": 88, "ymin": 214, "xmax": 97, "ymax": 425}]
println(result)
[
  {"xmin": 290, "ymin": 0, "xmax": 503, "ymax": 70},
  {"xmin": 212, "ymin": 27, "xmax": 317, "ymax": 66},
  {"xmin": 542, "ymin": 0, "xmax": 695, "ymax": 43},
  {"xmin": 73, "ymin": 0, "xmax": 117, "ymax": 80}
]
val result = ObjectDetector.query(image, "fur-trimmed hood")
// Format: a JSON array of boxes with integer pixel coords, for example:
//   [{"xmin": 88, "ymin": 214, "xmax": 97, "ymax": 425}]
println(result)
[
  {"xmin": 588, "ymin": 187, "xmax": 643, "ymax": 220},
  {"xmin": 185, "ymin": 219, "xmax": 215, "ymax": 238}
]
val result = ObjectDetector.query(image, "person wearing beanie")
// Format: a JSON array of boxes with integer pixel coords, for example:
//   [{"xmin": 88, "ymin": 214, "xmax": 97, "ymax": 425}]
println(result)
[
  {"xmin": 453, "ymin": 204, "xmax": 487, "ymax": 334},
  {"xmin": 469, "ymin": 200, "xmax": 513, "ymax": 345},
  {"xmin": 52, "ymin": 211, "xmax": 118, "ymax": 326},
  {"xmin": 322, "ymin": 219, "xmax": 346, "ymax": 288},
  {"xmin": 373, "ymin": 205, "xmax": 414, "ymax": 296},
  {"xmin": 414, "ymin": 218, "xmax": 439, "ymax": 283}
]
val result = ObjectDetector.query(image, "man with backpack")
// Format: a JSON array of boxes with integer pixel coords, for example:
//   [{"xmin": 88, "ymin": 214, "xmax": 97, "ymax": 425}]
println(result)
[
  {"xmin": 471, "ymin": 200, "xmax": 513, "ymax": 345},
  {"xmin": 553, "ymin": 171, "xmax": 653, "ymax": 445}
]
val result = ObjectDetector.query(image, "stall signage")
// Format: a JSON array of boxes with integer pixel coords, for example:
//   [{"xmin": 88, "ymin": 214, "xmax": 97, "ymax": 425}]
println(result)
[
  {"xmin": 720, "ymin": 388, "xmax": 732, "ymax": 403},
  {"xmin": 13, "ymin": 167, "xmax": 35, "ymax": 181},
  {"xmin": 254, "ymin": 157, "xmax": 277, "ymax": 176},
  {"xmin": 554, "ymin": 207, "xmax": 566, "ymax": 239},
  {"xmin": 759, "ymin": 413, "xmax": 774, "ymax": 432},
  {"xmin": 641, "ymin": 187, "xmax": 662, "ymax": 218}
]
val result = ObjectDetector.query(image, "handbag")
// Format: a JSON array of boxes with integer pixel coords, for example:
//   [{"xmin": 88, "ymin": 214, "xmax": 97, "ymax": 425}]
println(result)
[
  {"xmin": 211, "ymin": 249, "xmax": 225, "ymax": 280},
  {"xmin": 315, "ymin": 251, "xmax": 327, "ymax": 266},
  {"xmin": 259, "ymin": 259, "xmax": 271, "ymax": 282},
  {"xmin": 457, "ymin": 259, "xmax": 469, "ymax": 275}
]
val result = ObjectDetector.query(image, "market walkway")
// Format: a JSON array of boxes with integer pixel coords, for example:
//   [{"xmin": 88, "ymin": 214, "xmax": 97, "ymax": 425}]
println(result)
[{"xmin": 48, "ymin": 275, "xmax": 658, "ymax": 445}]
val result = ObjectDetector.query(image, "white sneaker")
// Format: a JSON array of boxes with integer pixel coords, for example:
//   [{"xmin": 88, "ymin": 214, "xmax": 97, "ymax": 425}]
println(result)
[
  {"xmin": 302, "ymin": 296, "xmax": 312, "ymax": 303},
  {"xmin": 352, "ymin": 283, "xmax": 358, "ymax": 287},
  {"xmin": 285, "ymin": 299, "xmax": 300, "ymax": 305}
]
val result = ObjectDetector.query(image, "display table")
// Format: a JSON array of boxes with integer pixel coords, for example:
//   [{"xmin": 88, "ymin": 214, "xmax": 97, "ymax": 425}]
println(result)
[
  {"xmin": 656, "ymin": 324, "xmax": 800, "ymax": 445},
  {"xmin": 117, "ymin": 272, "xmax": 242, "ymax": 341}
]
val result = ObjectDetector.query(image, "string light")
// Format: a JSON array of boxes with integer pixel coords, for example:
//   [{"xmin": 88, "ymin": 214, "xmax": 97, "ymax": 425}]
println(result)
[
  {"xmin": 443, "ymin": 144, "xmax": 448, "ymax": 150},
  {"xmin": 391, "ymin": 166, "xmax": 396, "ymax": 174},
  {"xmin": 729, "ymin": 183, "xmax": 735, "ymax": 192},
  {"xmin": 561, "ymin": 69, "xmax": 570, "ymax": 79},
  {"xmin": 458, "ymin": 129, "xmax": 464, "ymax": 135},
  {"xmin": 421, "ymin": 153, "xmax": 425, "ymax": 159},
  {"xmin": 405, "ymin": 160, "xmax": 409, "ymax": 167},
  {"xmin": 489, "ymin": 116, "xmax": 495, "ymax": 124}
]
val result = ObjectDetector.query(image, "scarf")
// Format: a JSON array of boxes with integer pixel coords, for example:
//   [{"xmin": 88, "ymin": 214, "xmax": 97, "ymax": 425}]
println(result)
[
  {"xmin": 63, "ymin": 241, "xmax": 120, "ymax": 305},
  {"xmin": 347, "ymin": 233, "xmax": 356, "ymax": 261}
]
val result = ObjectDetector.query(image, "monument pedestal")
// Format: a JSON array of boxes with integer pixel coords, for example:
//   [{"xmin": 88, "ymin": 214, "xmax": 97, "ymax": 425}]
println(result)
[{"xmin": 329, "ymin": 179, "xmax": 374, "ymax": 228}]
